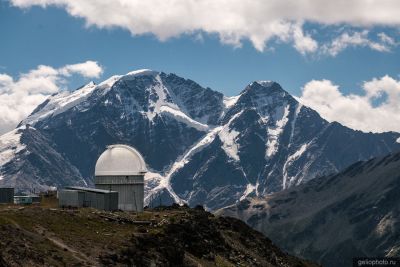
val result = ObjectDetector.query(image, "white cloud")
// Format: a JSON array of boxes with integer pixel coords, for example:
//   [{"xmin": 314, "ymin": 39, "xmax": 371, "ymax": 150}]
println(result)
[
  {"xmin": 10, "ymin": 0, "xmax": 400, "ymax": 55},
  {"xmin": 321, "ymin": 30, "xmax": 394, "ymax": 56},
  {"xmin": 0, "ymin": 61, "xmax": 103, "ymax": 134},
  {"xmin": 59, "ymin": 61, "xmax": 103, "ymax": 78},
  {"xmin": 298, "ymin": 76, "xmax": 400, "ymax": 133},
  {"xmin": 378, "ymin": 32, "xmax": 396, "ymax": 45},
  {"xmin": 291, "ymin": 23, "xmax": 318, "ymax": 54}
]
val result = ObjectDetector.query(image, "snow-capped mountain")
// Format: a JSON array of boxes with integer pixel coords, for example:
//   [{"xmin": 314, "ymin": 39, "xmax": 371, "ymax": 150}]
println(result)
[
  {"xmin": 0, "ymin": 69, "xmax": 399, "ymax": 209},
  {"xmin": 218, "ymin": 150, "xmax": 400, "ymax": 267}
]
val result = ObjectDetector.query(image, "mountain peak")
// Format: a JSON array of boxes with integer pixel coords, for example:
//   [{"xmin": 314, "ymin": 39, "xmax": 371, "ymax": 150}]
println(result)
[
  {"xmin": 248, "ymin": 80, "xmax": 282, "ymax": 90},
  {"xmin": 87, "ymin": 81, "xmax": 96, "ymax": 87},
  {"xmin": 254, "ymin": 80, "xmax": 275, "ymax": 86},
  {"xmin": 125, "ymin": 69, "xmax": 158, "ymax": 77},
  {"xmin": 240, "ymin": 80, "xmax": 290, "ymax": 102}
]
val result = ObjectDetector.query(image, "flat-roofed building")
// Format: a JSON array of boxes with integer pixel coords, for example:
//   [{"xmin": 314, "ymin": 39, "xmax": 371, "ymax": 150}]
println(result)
[
  {"xmin": 0, "ymin": 188, "xmax": 14, "ymax": 204},
  {"xmin": 59, "ymin": 186, "xmax": 118, "ymax": 211},
  {"xmin": 14, "ymin": 195, "xmax": 33, "ymax": 205}
]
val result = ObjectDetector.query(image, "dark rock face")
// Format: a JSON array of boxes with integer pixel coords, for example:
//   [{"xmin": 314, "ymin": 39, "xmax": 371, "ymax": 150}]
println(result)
[
  {"xmin": 0, "ymin": 70, "xmax": 399, "ymax": 210},
  {"xmin": 0, "ymin": 127, "xmax": 86, "ymax": 192},
  {"xmin": 32, "ymin": 74, "xmax": 208, "ymax": 176},
  {"xmin": 147, "ymin": 188, "xmax": 176, "ymax": 208},
  {"xmin": 218, "ymin": 151, "xmax": 400, "ymax": 267},
  {"xmin": 168, "ymin": 80, "xmax": 400, "ymax": 209},
  {"xmin": 160, "ymin": 73, "xmax": 224, "ymax": 125}
]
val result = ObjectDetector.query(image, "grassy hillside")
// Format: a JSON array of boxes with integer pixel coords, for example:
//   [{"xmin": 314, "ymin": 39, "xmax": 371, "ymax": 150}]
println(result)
[{"xmin": 0, "ymin": 201, "xmax": 317, "ymax": 267}]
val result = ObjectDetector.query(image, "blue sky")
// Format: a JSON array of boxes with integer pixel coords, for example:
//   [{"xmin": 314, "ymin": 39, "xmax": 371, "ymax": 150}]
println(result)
[
  {"xmin": 1, "ymin": 2, "xmax": 399, "ymax": 96},
  {"xmin": 0, "ymin": 0, "xmax": 400, "ymax": 134}
]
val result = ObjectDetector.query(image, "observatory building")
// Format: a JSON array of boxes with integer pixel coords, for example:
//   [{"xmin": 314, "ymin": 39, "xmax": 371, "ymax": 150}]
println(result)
[{"xmin": 95, "ymin": 144, "xmax": 147, "ymax": 212}]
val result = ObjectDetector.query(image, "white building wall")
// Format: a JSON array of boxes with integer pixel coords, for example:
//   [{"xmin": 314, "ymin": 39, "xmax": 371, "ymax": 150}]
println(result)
[{"xmin": 95, "ymin": 175, "xmax": 144, "ymax": 212}]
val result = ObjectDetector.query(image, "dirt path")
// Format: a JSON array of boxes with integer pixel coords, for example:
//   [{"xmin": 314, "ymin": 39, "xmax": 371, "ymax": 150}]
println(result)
[
  {"xmin": 2, "ymin": 217, "xmax": 93, "ymax": 265},
  {"xmin": 34, "ymin": 226, "xmax": 94, "ymax": 265}
]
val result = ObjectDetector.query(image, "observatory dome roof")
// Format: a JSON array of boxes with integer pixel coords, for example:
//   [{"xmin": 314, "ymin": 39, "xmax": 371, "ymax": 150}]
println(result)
[{"xmin": 95, "ymin": 144, "xmax": 147, "ymax": 176}]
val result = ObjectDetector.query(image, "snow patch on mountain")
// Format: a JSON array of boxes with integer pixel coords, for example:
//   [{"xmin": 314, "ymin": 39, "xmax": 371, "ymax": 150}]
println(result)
[
  {"xmin": 148, "ymin": 126, "xmax": 224, "ymax": 205},
  {"xmin": 375, "ymin": 213, "xmax": 395, "ymax": 237},
  {"xmin": 144, "ymin": 171, "xmax": 164, "ymax": 205},
  {"xmin": 144, "ymin": 75, "xmax": 178, "ymax": 121},
  {"xmin": 223, "ymin": 95, "xmax": 241, "ymax": 110},
  {"xmin": 22, "ymin": 70, "xmax": 155, "ymax": 127},
  {"xmin": 219, "ymin": 111, "xmax": 243, "ymax": 161},
  {"xmin": 219, "ymin": 128, "xmax": 240, "ymax": 161},
  {"xmin": 289, "ymin": 103, "xmax": 303, "ymax": 146},
  {"xmin": 0, "ymin": 128, "xmax": 26, "ymax": 175},
  {"xmin": 240, "ymin": 183, "xmax": 257, "ymax": 201},
  {"xmin": 282, "ymin": 143, "xmax": 309, "ymax": 189},
  {"xmin": 125, "ymin": 69, "xmax": 158, "ymax": 78},
  {"xmin": 98, "ymin": 75, "xmax": 122, "ymax": 89},
  {"xmin": 248, "ymin": 86, "xmax": 289, "ymax": 121},
  {"xmin": 256, "ymin": 80, "xmax": 274, "ymax": 87},
  {"xmin": 138, "ymin": 74, "xmax": 210, "ymax": 132},
  {"xmin": 397, "ymin": 137, "xmax": 400, "ymax": 143},
  {"xmin": 266, "ymin": 105, "xmax": 290, "ymax": 158},
  {"xmin": 22, "ymin": 82, "xmax": 97, "ymax": 126},
  {"xmin": 160, "ymin": 106, "xmax": 208, "ymax": 131},
  {"xmin": 165, "ymin": 129, "xmax": 221, "ymax": 195},
  {"xmin": 168, "ymin": 127, "xmax": 222, "ymax": 180}
]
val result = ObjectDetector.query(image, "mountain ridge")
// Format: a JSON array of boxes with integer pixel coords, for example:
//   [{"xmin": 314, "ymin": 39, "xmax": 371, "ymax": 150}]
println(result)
[
  {"xmin": 217, "ymin": 150, "xmax": 400, "ymax": 267},
  {"xmin": 0, "ymin": 69, "xmax": 399, "ymax": 211}
]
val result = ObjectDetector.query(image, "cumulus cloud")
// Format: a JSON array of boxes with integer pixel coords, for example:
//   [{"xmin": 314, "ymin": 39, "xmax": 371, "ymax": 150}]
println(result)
[
  {"xmin": 298, "ymin": 76, "xmax": 400, "ymax": 133},
  {"xmin": 291, "ymin": 23, "xmax": 318, "ymax": 55},
  {"xmin": 59, "ymin": 61, "xmax": 103, "ymax": 78},
  {"xmin": 0, "ymin": 61, "xmax": 103, "ymax": 134},
  {"xmin": 10, "ymin": 0, "xmax": 400, "ymax": 55}
]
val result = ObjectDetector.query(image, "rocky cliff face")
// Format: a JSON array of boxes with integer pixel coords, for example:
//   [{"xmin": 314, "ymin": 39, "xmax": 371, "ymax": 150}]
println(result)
[
  {"xmin": 218, "ymin": 151, "xmax": 400, "ymax": 267},
  {"xmin": 0, "ymin": 69, "xmax": 399, "ymax": 210}
]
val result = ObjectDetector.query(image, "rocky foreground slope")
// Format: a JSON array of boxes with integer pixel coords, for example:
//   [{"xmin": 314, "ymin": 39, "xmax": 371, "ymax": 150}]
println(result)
[
  {"xmin": 0, "ymin": 203, "xmax": 317, "ymax": 267},
  {"xmin": 218, "ymin": 151, "xmax": 400, "ymax": 267}
]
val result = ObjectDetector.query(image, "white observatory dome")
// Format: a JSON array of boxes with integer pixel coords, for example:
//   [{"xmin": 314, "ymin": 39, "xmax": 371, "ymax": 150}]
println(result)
[{"xmin": 95, "ymin": 144, "xmax": 147, "ymax": 176}]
